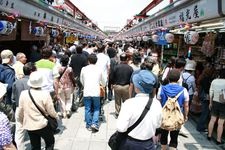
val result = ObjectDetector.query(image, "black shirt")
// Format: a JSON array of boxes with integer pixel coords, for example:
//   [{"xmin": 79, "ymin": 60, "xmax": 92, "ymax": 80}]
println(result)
[
  {"xmin": 107, "ymin": 47, "xmax": 117, "ymax": 58},
  {"xmin": 70, "ymin": 53, "xmax": 88, "ymax": 77},
  {"xmin": 112, "ymin": 63, "xmax": 133, "ymax": 85}
]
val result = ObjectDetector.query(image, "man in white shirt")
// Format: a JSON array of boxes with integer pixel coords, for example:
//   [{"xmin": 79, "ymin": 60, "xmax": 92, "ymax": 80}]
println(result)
[
  {"xmin": 96, "ymin": 44, "xmax": 110, "ymax": 82},
  {"xmin": 96, "ymin": 43, "xmax": 110, "ymax": 100},
  {"xmin": 80, "ymin": 54, "xmax": 106, "ymax": 132},
  {"xmin": 13, "ymin": 52, "xmax": 27, "ymax": 79},
  {"xmin": 116, "ymin": 67, "xmax": 162, "ymax": 150}
]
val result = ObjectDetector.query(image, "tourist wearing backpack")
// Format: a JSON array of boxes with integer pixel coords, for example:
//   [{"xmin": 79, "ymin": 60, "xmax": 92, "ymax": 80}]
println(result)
[
  {"xmin": 157, "ymin": 69, "xmax": 189, "ymax": 150},
  {"xmin": 181, "ymin": 61, "xmax": 196, "ymax": 107}
]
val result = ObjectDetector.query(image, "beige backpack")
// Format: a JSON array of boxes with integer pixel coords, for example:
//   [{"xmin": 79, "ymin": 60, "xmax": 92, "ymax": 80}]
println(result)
[{"xmin": 161, "ymin": 90, "xmax": 184, "ymax": 131}]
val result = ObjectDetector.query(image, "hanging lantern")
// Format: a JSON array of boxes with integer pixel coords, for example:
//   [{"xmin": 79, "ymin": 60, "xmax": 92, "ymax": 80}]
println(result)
[
  {"xmin": 151, "ymin": 34, "xmax": 159, "ymax": 43},
  {"xmin": 184, "ymin": 31, "xmax": 199, "ymax": 45},
  {"xmin": 128, "ymin": 37, "xmax": 133, "ymax": 42},
  {"xmin": 165, "ymin": 33, "xmax": 174, "ymax": 43},
  {"xmin": 51, "ymin": 29, "xmax": 59, "ymax": 37},
  {"xmin": 55, "ymin": 0, "xmax": 65, "ymax": 5},
  {"xmin": 32, "ymin": 27, "xmax": 44, "ymax": 36},
  {"xmin": 142, "ymin": 36, "xmax": 149, "ymax": 42},
  {"xmin": 0, "ymin": 20, "xmax": 14, "ymax": 35},
  {"xmin": 137, "ymin": 36, "xmax": 142, "ymax": 41},
  {"xmin": 63, "ymin": 31, "xmax": 70, "ymax": 37}
]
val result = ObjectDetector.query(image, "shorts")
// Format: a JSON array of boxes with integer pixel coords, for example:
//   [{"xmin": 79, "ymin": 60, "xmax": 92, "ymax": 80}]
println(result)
[{"xmin": 211, "ymin": 101, "xmax": 225, "ymax": 119}]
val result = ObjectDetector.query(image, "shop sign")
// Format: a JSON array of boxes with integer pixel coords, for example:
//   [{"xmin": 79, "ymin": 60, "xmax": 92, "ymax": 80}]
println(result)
[
  {"xmin": 147, "ymin": 0, "xmax": 220, "ymax": 30},
  {"xmin": 157, "ymin": 30, "xmax": 167, "ymax": 45},
  {"xmin": 0, "ymin": 0, "xmax": 103, "ymax": 38},
  {"xmin": 65, "ymin": 35, "xmax": 75, "ymax": 44}
]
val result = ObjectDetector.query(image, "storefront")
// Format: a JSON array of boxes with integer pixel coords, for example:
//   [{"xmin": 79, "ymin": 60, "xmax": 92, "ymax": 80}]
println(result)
[
  {"xmin": 117, "ymin": 0, "xmax": 225, "ymax": 68},
  {"xmin": 0, "ymin": 0, "xmax": 106, "ymax": 58}
]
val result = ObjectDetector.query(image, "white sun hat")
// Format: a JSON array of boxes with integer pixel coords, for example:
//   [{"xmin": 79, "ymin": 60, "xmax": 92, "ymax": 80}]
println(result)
[{"xmin": 27, "ymin": 71, "xmax": 44, "ymax": 88}]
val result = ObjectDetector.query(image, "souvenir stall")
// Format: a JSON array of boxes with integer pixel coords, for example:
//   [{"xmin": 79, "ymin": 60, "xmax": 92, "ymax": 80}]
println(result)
[
  {"xmin": 117, "ymin": 0, "xmax": 225, "ymax": 115},
  {"xmin": 117, "ymin": 0, "xmax": 225, "ymax": 66}
]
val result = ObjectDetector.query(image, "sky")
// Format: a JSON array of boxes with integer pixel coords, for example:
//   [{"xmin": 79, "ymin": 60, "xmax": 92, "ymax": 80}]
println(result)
[{"xmin": 71, "ymin": 0, "xmax": 170, "ymax": 31}]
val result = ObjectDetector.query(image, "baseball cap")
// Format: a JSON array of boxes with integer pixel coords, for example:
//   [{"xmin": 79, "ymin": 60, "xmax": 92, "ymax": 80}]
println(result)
[
  {"xmin": 132, "ymin": 70, "xmax": 156, "ymax": 94},
  {"xmin": 1, "ymin": 49, "xmax": 13, "ymax": 64}
]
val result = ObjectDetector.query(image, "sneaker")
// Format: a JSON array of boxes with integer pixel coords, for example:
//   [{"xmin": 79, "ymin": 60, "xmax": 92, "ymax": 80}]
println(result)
[
  {"xmin": 66, "ymin": 111, "xmax": 72, "ymax": 118},
  {"xmin": 57, "ymin": 112, "xmax": 63, "ymax": 118},
  {"xmin": 91, "ymin": 125, "xmax": 99, "ymax": 132},
  {"xmin": 113, "ymin": 113, "xmax": 119, "ymax": 119},
  {"xmin": 86, "ymin": 126, "xmax": 92, "ymax": 131},
  {"xmin": 54, "ymin": 129, "xmax": 61, "ymax": 134}
]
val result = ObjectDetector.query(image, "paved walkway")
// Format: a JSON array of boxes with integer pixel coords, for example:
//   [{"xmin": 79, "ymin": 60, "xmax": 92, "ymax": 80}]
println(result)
[
  {"xmin": 42, "ymin": 100, "xmax": 224, "ymax": 150},
  {"xmin": 53, "ymin": 100, "xmax": 224, "ymax": 150}
]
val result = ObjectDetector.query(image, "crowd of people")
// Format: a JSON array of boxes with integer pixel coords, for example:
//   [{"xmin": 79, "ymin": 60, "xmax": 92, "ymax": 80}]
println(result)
[{"xmin": 0, "ymin": 39, "xmax": 225, "ymax": 150}]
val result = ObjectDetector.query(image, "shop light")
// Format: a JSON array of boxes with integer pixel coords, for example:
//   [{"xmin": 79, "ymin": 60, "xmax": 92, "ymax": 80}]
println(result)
[
  {"xmin": 207, "ymin": 26, "xmax": 225, "ymax": 30},
  {"xmin": 193, "ymin": 22, "xmax": 224, "ymax": 29}
]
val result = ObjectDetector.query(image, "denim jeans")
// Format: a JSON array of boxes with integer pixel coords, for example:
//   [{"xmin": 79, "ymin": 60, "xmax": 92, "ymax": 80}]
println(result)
[
  {"xmin": 84, "ymin": 97, "xmax": 100, "ymax": 128},
  {"xmin": 197, "ymin": 100, "xmax": 210, "ymax": 131}
]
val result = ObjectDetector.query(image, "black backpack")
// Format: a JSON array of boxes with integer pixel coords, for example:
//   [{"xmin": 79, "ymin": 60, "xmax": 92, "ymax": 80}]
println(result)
[{"xmin": 182, "ymin": 75, "xmax": 192, "ymax": 90}]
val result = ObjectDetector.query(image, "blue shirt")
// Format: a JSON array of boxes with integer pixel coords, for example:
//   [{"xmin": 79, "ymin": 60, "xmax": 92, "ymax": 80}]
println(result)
[{"xmin": 157, "ymin": 83, "xmax": 189, "ymax": 112}]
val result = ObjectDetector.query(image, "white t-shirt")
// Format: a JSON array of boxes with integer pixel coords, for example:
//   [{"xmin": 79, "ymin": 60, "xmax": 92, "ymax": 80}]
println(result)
[
  {"xmin": 117, "ymin": 94, "xmax": 162, "ymax": 140},
  {"xmin": 80, "ymin": 64, "xmax": 106, "ymax": 97},
  {"xmin": 210, "ymin": 78, "xmax": 225, "ymax": 103},
  {"xmin": 96, "ymin": 53, "xmax": 110, "ymax": 80}
]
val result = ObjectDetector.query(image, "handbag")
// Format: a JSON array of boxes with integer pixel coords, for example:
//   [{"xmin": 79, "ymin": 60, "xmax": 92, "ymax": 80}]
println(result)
[
  {"xmin": 219, "ymin": 89, "xmax": 225, "ymax": 103},
  {"xmin": 28, "ymin": 90, "xmax": 58, "ymax": 131},
  {"xmin": 108, "ymin": 97, "xmax": 153, "ymax": 150}
]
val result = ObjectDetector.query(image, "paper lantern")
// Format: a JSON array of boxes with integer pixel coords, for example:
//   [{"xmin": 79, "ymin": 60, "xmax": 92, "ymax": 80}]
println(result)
[
  {"xmin": 184, "ymin": 31, "xmax": 199, "ymax": 45},
  {"xmin": 151, "ymin": 34, "xmax": 159, "ymax": 43},
  {"xmin": 128, "ymin": 38, "xmax": 133, "ymax": 42},
  {"xmin": 51, "ymin": 29, "xmax": 59, "ymax": 37},
  {"xmin": 32, "ymin": 27, "xmax": 44, "ymax": 36},
  {"xmin": 142, "ymin": 36, "xmax": 149, "ymax": 42},
  {"xmin": 165, "ymin": 33, "xmax": 174, "ymax": 43},
  {"xmin": 0, "ymin": 20, "xmax": 14, "ymax": 35},
  {"xmin": 137, "ymin": 36, "xmax": 142, "ymax": 41},
  {"xmin": 63, "ymin": 31, "xmax": 70, "ymax": 37},
  {"xmin": 55, "ymin": 0, "xmax": 65, "ymax": 5}
]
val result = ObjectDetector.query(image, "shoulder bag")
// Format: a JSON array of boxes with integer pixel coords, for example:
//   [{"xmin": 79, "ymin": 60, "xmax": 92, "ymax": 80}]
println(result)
[
  {"xmin": 108, "ymin": 97, "xmax": 153, "ymax": 150},
  {"xmin": 28, "ymin": 90, "xmax": 58, "ymax": 131}
]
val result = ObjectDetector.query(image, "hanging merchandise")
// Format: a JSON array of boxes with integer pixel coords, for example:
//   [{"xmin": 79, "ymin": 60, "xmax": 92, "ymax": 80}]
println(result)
[
  {"xmin": 151, "ymin": 34, "xmax": 159, "ymax": 43},
  {"xmin": 201, "ymin": 33, "xmax": 216, "ymax": 57},
  {"xmin": 0, "ymin": 20, "xmax": 14, "ymax": 35},
  {"xmin": 63, "ymin": 31, "xmax": 70, "ymax": 37},
  {"xmin": 184, "ymin": 31, "xmax": 199, "ymax": 45},
  {"xmin": 51, "ymin": 29, "xmax": 59, "ymax": 37},
  {"xmin": 32, "ymin": 26, "xmax": 44, "ymax": 36},
  {"xmin": 165, "ymin": 33, "xmax": 174, "ymax": 43}
]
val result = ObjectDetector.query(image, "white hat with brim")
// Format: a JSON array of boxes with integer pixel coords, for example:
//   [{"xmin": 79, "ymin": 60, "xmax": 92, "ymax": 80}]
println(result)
[
  {"xmin": 184, "ymin": 62, "xmax": 196, "ymax": 71},
  {"xmin": 1, "ymin": 50, "xmax": 13, "ymax": 64},
  {"xmin": 27, "ymin": 71, "xmax": 44, "ymax": 88}
]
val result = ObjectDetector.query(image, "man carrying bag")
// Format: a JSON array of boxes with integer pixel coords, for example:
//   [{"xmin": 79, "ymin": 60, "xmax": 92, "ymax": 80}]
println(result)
[{"xmin": 109, "ymin": 65, "xmax": 162, "ymax": 150}]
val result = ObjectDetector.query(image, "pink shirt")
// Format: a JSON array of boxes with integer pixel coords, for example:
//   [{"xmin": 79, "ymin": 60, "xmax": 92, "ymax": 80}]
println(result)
[{"xmin": 59, "ymin": 67, "xmax": 74, "ymax": 90}]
